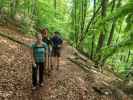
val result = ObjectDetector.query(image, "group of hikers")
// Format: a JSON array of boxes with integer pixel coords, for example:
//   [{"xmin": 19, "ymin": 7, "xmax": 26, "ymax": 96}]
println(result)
[{"xmin": 29, "ymin": 28, "xmax": 63, "ymax": 90}]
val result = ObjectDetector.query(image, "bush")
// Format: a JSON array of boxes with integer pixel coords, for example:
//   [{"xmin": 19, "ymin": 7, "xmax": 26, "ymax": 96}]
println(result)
[{"xmin": 18, "ymin": 15, "xmax": 36, "ymax": 35}]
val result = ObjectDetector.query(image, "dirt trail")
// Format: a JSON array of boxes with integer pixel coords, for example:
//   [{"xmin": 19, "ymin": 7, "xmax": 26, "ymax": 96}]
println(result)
[
  {"xmin": 0, "ymin": 26, "xmax": 132, "ymax": 100},
  {"xmin": 32, "ymin": 42, "xmax": 90, "ymax": 100}
]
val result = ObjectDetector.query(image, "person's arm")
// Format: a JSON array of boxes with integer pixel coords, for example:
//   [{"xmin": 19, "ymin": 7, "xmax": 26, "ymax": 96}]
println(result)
[
  {"xmin": 25, "ymin": 43, "xmax": 33, "ymax": 48},
  {"xmin": 50, "ymin": 37, "xmax": 54, "ymax": 47},
  {"xmin": 58, "ymin": 38, "xmax": 63, "ymax": 48},
  {"xmin": 31, "ymin": 49, "xmax": 36, "ymax": 64},
  {"xmin": 43, "ymin": 43, "xmax": 48, "ymax": 63},
  {"xmin": 30, "ymin": 43, "xmax": 36, "ymax": 65},
  {"xmin": 43, "ymin": 42, "xmax": 48, "ymax": 49}
]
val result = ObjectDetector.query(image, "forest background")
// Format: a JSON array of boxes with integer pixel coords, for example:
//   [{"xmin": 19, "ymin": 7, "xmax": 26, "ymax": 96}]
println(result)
[{"xmin": 0, "ymin": 0, "xmax": 133, "ymax": 79}]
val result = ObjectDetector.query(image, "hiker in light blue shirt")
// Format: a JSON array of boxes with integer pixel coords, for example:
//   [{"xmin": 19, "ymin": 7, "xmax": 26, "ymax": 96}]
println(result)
[{"xmin": 30, "ymin": 33, "xmax": 48, "ymax": 90}]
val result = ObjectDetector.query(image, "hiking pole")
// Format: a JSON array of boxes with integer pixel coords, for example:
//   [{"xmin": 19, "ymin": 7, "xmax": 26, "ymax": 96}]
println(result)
[
  {"xmin": 50, "ymin": 46, "xmax": 53, "ymax": 71},
  {"xmin": 47, "ymin": 46, "xmax": 50, "ymax": 71},
  {"xmin": 48, "ymin": 45, "xmax": 53, "ymax": 74},
  {"xmin": 44, "ymin": 49, "xmax": 48, "ymax": 76},
  {"xmin": 45, "ymin": 46, "xmax": 51, "ymax": 76}
]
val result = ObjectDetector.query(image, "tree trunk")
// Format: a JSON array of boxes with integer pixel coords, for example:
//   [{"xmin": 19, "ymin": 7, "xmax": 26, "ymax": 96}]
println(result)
[
  {"xmin": 73, "ymin": 0, "xmax": 78, "ymax": 48},
  {"xmin": 107, "ymin": 0, "xmax": 121, "ymax": 46},
  {"xmin": 90, "ymin": 0, "xmax": 96, "ymax": 60},
  {"xmin": 79, "ymin": 6, "xmax": 101, "ymax": 43},
  {"xmin": 80, "ymin": 0, "xmax": 87, "ymax": 34},
  {"xmin": 77, "ymin": 0, "xmax": 88, "ymax": 48},
  {"xmin": 10, "ymin": 0, "xmax": 18, "ymax": 18},
  {"xmin": 126, "ymin": 49, "xmax": 131, "ymax": 63},
  {"xmin": 96, "ymin": 0, "xmax": 108, "ymax": 53},
  {"xmin": 111, "ymin": 0, "xmax": 116, "ymax": 12},
  {"xmin": 32, "ymin": 0, "xmax": 37, "ymax": 16},
  {"xmin": 96, "ymin": 32, "xmax": 105, "ymax": 53},
  {"xmin": 107, "ymin": 19, "xmax": 116, "ymax": 46},
  {"xmin": 54, "ymin": 0, "xmax": 56, "ymax": 16},
  {"xmin": 101, "ymin": 0, "xmax": 108, "ymax": 17}
]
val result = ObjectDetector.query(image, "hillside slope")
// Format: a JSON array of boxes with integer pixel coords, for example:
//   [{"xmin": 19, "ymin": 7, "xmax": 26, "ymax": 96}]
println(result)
[{"xmin": 0, "ymin": 26, "xmax": 132, "ymax": 100}]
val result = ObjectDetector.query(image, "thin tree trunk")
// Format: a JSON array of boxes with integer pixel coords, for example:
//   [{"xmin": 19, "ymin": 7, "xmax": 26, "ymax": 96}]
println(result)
[
  {"xmin": 32, "ymin": 0, "xmax": 36, "ymax": 16},
  {"xmin": 79, "ymin": 6, "xmax": 101, "ymax": 43},
  {"xmin": 54, "ymin": 0, "xmax": 56, "ymax": 17},
  {"xmin": 74, "ymin": 0, "xmax": 77, "ymax": 46},
  {"xmin": 96, "ymin": 32, "xmax": 105, "ymax": 53},
  {"xmin": 77, "ymin": 0, "xmax": 82, "ymax": 47},
  {"xmin": 107, "ymin": 0, "xmax": 121, "ymax": 46},
  {"xmin": 80, "ymin": 0, "xmax": 84, "ymax": 34},
  {"xmin": 80, "ymin": 0, "xmax": 87, "ymax": 34},
  {"xmin": 90, "ymin": 0, "xmax": 96, "ymax": 60},
  {"xmin": 0, "ymin": 0, "xmax": 4, "ymax": 10},
  {"xmin": 107, "ymin": 0, "xmax": 116, "ymax": 46},
  {"xmin": 10, "ymin": 0, "xmax": 18, "ymax": 18},
  {"xmin": 74, "ymin": 0, "xmax": 78, "ymax": 48},
  {"xmin": 78, "ymin": 0, "xmax": 88, "ymax": 48},
  {"xmin": 101, "ymin": 0, "xmax": 108, "ymax": 17},
  {"xmin": 27, "ymin": 0, "xmax": 31, "ymax": 15},
  {"xmin": 96, "ymin": 0, "xmax": 108, "ymax": 53},
  {"xmin": 126, "ymin": 49, "xmax": 130, "ymax": 63},
  {"xmin": 111, "ymin": 0, "xmax": 116, "ymax": 12},
  {"xmin": 107, "ymin": 19, "xmax": 116, "ymax": 46}
]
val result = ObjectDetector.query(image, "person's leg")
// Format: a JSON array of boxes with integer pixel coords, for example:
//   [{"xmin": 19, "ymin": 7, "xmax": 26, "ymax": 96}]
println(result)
[
  {"xmin": 45, "ymin": 53, "xmax": 50, "ymax": 76},
  {"xmin": 44, "ymin": 52, "xmax": 47, "ymax": 74},
  {"xmin": 51, "ymin": 48, "xmax": 56, "ymax": 70},
  {"xmin": 32, "ymin": 64, "xmax": 38, "ymax": 87},
  {"xmin": 47, "ymin": 47, "xmax": 51, "ymax": 72},
  {"xmin": 39, "ymin": 63, "xmax": 44, "ymax": 85},
  {"xmin": 56, "ymin": 56, "xmax": 60, "ymax": 70},
  {"xmin": 47, "ymin": 53, "xmax": 49, "ymax": 71},
  {"xmin": 56, "ymin": 48, "xmax": 61, "ymax": 70},
  {"xmin": 50, "ymin": 47, "xmax": 53, "ymax": 70},
  {"xmin": 45, "ymin": 50, "xmax": 51, "ymax": 76},
  {"xmin": 50, "ymin": 56, "xmax": 53, "ymax": 70},
  {"xmin": 54, "ymin": 49, "xmax": 58, "ymax": 70},
  {"xmin": 55, "ymin": 56, "xmax": 58, "ymax": 70}
]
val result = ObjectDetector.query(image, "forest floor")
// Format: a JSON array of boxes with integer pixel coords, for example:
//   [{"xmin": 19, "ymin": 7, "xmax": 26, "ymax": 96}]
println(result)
[{"xmin": 0, "ymin": 26, "xmax": 133, "ymax": 100}]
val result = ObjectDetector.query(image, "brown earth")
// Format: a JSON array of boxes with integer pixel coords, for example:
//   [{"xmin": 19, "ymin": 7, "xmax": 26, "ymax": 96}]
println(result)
[{"xmin": 0, "ymin": 26, "xmax": 132, "ymax": 100}]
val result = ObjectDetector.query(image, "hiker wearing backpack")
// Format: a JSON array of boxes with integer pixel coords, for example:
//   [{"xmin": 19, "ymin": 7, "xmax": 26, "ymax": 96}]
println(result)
[
  {"xmin": 41, "ymin": 28, "xmax": 53, "ymax": 75},
  {"xmin": 50, "ymin": 32, "xmax": 63, "ymax": 70},
  {"xmin": 30, "ymin": 33, "xmax": 48, "ymax": 90}
]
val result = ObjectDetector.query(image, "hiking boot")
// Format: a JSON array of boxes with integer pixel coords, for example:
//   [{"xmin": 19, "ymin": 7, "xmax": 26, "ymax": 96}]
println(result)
[
  {"xmin": 47, "ymin": 70, "xmax": 51, "ymax": 76},
  {"xmin": 51, "ymin": 65, "xmax": 53, "ymax": 70},
  {"xmin": 56, "ymin": 65, "xmax": 59, "ymax": 70},
  {"xmin": 32, "ymin": 86, "xmax": 37, "ymax": 90},
  {"xmin": 45, "ymin": 71, "xmax": 49, "ymax": 76},
  {"xmin": 39, "ymin": 83, "xmax": 44, "ymax": 87}
]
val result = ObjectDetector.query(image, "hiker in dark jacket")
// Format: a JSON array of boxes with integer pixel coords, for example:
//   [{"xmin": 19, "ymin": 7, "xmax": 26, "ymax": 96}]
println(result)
[
  {"xmin": 50, "ymin": 31, "xmax": 63, "ymax": 70},
  {"xmin": 41, "ymin": 28, "xmax": 53, "ymax": 74},
  {"xmin": 41, "ymin": 28, "xmax": 51, "ymax": 46}
]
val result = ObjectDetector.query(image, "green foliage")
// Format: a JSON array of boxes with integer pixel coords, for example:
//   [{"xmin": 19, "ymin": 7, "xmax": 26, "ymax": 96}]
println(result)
[
  {"xmin": 0, "ymin": 0, "xmax": 133, "ymax": 78},
  {"xmin": 18, "ymin": 16, "xmax": 36, "ymax": 35}
]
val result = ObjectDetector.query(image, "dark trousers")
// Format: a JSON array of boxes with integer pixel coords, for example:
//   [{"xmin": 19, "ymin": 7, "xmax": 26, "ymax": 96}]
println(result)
[{"xmin": 32, "ymin": 62, "xmax": 44, "ymax": 86}]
